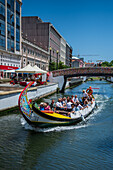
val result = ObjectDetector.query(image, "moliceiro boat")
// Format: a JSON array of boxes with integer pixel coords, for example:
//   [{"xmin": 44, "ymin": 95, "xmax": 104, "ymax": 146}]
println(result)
[{"xmin": 18, "ymin": 82, "xmax": 96, "ymax": 128}]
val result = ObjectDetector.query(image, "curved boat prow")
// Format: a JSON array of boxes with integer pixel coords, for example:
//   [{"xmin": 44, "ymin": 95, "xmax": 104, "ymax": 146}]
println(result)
[{"xmin": 18, "ymin": 82, "xmax": 34, "ymax": 120}]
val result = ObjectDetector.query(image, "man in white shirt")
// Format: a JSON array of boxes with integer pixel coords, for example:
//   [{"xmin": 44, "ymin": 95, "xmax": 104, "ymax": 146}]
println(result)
[
  {"xmin": 56, "ymin": 98, "xmax": 64, "ymax": 110},
  {"xmin": 66, "ymin": 99, "xmax": 72, "ymax": 111},
  {"xmin": 74, "ymin": 95, "xmax": 79, "ymax": 103},
  {"xmin": 82, "ymin": 90, "xmax": 88, "ymax": 102}
]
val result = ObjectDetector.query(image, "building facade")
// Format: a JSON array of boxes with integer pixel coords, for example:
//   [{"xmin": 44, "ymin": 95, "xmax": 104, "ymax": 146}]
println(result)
[
  {"xmin": 66, "ymin": 43, "xmax": 72, "ymax": 67},
  {"xmin": 22, "ymin": 38, "xmax": 49, "ymax": 71},
  {"xmin": 22, "ymin": 17, "xmax": 62, "ymax": 64},
  {"xmin": 72, "ymin": 59, "xmax": 84, "ymax": 68},
  {"xmin": 0, "ymin": 0, "xmax": 22, "ymax": 77},
  {"xmin": 22, "ymin": 16, "xmax": 73, "ymax": 67},
  {"xmin": 60, "ymin": 37, "xmax": 66, "ymax": 64}
]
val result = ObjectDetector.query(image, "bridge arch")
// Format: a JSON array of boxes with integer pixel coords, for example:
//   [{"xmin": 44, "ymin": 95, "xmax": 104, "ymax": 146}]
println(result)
[{"xmin": 51, "ymin": 67, "xmax": 113, "ymax": 92}]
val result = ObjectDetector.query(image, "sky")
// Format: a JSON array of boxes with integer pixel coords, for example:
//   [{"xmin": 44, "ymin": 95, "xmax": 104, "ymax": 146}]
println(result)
[{"xmin": 22, "ymin": 0, "xmax": 113, "ymax": 63}]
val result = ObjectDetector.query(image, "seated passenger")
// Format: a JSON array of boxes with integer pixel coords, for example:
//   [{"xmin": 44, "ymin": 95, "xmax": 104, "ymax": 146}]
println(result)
[
  {"xmin": 71, "ymin": 95, "xmax": 75, "ymax": 103},
  {"xmin": 50, "ymin": 100, "xmax": 56, "ymax": 111},
  {"xmin": 82, "ymin": 90, "xmax": 88, "ymax": 102},
  {"xmin": 88, "ymin": 95, "xmax": 93, "ymax": 104},
  {"xmin": 75, "ymin": 102, "xmax": 84, "ymax": 111},
  {"xmin": 56, "ymin": 98, "xmax": 64, "ymax": 110},
  {"xmin": 44, "ymin": 102, "xmax": 51, "ymax": 110},
  {"xmin": 74, "ymin": 95, "xmax": 79, "ymax": 103},
  {"xmin": 83, "ymin": 100, "xmax": 88, "ymax": 108},
  {"xmin": 69, "ymin": 104, "xmax": 76, "ymax": 115},
  {"xmin": 62, "ymin": 97, "xmax": 67, "ymax": 106},
  {"xmin": 66, "ymin": 98, "xmax": 72, "ymax": 111},
  {"xmin": 39, "ymin": 102, "xmax": 45, "ymax": 111}
]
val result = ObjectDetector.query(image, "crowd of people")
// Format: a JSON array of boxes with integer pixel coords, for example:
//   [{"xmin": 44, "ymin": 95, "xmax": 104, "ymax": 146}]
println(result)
[{"xmin": 38, "ymin": 86, "xmax": 94, "ymax": 117}]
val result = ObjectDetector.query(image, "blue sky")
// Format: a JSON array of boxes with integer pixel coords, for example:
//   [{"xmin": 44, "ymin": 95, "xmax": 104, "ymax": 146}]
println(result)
[{"xmin": 22, "ymin": 0, "xmax": 113, "ymax": 62}]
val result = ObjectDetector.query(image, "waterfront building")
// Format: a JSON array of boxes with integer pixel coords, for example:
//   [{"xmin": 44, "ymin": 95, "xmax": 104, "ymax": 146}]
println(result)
[
  {"xmin": 66, "ymin": 43, "xmax": 72, "ymax": 67},
  {"xmin": 72, "ymin": 58, "xmax": 84, "ymax": 67},
  {"xmin": 60, "ymin": 37, "xmax": 66, "ymax": 65},
  {"xmin": 22, "ymin": 16, "xmax": 62, "ymax": 64},
  {"xmin": 0, "ymin": 0, "xmax": 22, "ymax": 78},
  {"xmin": 22, "ymin": 37, "xmax": 49, "ymax": 71},
  {"xmin": 85, "ymin": 62, "xmax": 95, "ymax": 67}
]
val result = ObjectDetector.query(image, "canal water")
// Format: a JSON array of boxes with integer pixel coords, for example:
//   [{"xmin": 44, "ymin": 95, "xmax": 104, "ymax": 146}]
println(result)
[{"xmin": 0, "ymin": 80, "xmax": 113, "ymax": 169}]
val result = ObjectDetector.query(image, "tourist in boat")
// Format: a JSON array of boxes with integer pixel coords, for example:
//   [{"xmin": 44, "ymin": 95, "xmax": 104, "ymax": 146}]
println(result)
[
  {"xmin": 74, "ymin": 95, "xmax": 79, "ymax": 103},
  {"xmin": 50, "ymin": 100, "xmax": 56, "ymax": 111},
  {"xmin": 88, "ymin": 95, "xmax": 93, "ymax": 104},
  {"xmin": 67, "ymin": 103, "xmax": 76, "ymax": 117},
  {"xmin": 71, "ymin": 95, "xmax": 75, "ymax": 103},
  {"xmin": 86, "ymin": 86, "xmax": 93, "ymax": 96},
  {"xmin": 39, "ymin": 102, "xmax": 45, "ymax": 111},
  {"xmin": 82, "ymin": 90, "xmax": 88, "ymax": 102},
  {"xmin": 44, "ymin": 102, "xmax": 51, "ymax": 110},
  {"xmin": 56, "ymin": 98, "xmax": 64, "ymax": 110},
  {"xmin": 75, "ymin": 102, "xmax": 84, "ymax": 111},
  {"xmin": 62, "ymin": 97, "xmax": 67, "ymax": 106},
  {"xmin": 83, "ymin": 100, "xmax": 89, "ymax": 108},
  {"xmin": 66, "ymin": 98, "xmax": 72, "ymax": 111}
]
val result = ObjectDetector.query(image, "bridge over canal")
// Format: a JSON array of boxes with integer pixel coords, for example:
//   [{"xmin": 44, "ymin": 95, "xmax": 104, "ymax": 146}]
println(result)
[{"xmin": 51, "ymin": 67, "xmax": 113, "ymax": 92}]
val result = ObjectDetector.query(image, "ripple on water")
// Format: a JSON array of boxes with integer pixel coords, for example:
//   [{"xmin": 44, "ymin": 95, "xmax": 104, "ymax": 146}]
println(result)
[{"xmin": 0, "ymin": 80, "xmax": 113, "ymax": 169}]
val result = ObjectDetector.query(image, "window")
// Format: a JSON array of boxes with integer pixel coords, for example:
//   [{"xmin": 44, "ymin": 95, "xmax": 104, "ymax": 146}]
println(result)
[
  {"xmin": 0, "ymin": 0, "xmax": 5, "ymax": 5},
  {"xmin": 0, "ymin": 3, "xmax": 5, "ymax": 16},
  {"xmin": 11, "ymin": 26, "xmax": 14, "ymax": 38},
  {"xmin": 16, "ymin": 14, "xmax": 20, "ymax": 27},
  {"xmin": 10, "ymin": 0, "xmax": 14, "ymax": 12},
  {"xmin": 16, "ymin": 29, "xmax": 20, "ymax": 42},
  {"xmin": 7, "ymin": 38, "xmax": 11, "ymax": 50},
  {"xmin": 11, "ymin": 40, "xmax": 14, "ymax": 52},
  {"xmin": 16, "ymin": 1, "xmax": 20, "ymax": 14},
  {"xmin": 0, "ymin": 35, "xmax": 5, "ymax": 49},
  {"xmin": 7, "ymin": 9, "xmax": 10, "ymax": 24},
  {"xmin": 16, "ymin": 42, "xmax": 20, "ymax": 51},
  {"xmin": 0, "ymin": 19, "xmax": 5, "ymax": 36}
]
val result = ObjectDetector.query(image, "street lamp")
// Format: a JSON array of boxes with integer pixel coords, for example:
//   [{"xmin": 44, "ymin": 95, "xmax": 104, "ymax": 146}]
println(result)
[
  {"xmin": 49, "ymin": 47, "xmax": 52, "ymax": 71},
  {"xmin": 56, "ymin": 50, "xmax": 59, "ymax": 70}
]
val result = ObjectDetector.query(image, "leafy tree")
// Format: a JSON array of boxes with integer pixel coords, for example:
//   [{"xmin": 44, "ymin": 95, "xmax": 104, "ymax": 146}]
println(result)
[
  {"xmin": 58, "ymin": 61, "xmax": 70, "ymax": 69},
  {"xmin": 101, "ymin": 61, "xmax": 110, "ymax": 67},
  {"xmin": 50, "ymin": 62, "xmax": 56, "ymax": 71},
  {"xmin": 50, "ymin": 61, "xmax": 70, "ymax": 71},
  {"xmin": 109, "ymin": 60, "xmax": 113, "ymax": 66}
]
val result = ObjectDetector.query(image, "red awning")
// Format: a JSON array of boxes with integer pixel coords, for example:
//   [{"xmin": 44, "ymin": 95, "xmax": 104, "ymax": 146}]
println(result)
[{"xmin": 0, "ymin": 65, "xmax": 19, "ymax": 70}]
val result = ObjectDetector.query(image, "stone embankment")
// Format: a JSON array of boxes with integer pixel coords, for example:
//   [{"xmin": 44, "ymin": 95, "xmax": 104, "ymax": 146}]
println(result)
[
  {"xmin": 0, "ymin": 83, "xmax": 58, "ymax": 111},
  {"xmin": 106, "ymin": 77, "xmax": 113, "ymax": 83}
]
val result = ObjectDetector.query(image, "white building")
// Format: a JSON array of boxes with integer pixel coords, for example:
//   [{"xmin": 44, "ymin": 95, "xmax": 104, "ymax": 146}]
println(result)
[
  {"xmin": 60, "ymin": 37, "xmax": 66, "ymax": 64},
  {"xmin": 22, "ymin": 38, "xmax": 49, "ymax": 71}
]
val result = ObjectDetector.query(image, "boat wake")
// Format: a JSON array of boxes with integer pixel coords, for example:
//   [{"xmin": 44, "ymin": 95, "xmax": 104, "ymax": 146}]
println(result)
[{"xmin": 20, "ymin": 117, "xmax": 89, "ymax": 133}]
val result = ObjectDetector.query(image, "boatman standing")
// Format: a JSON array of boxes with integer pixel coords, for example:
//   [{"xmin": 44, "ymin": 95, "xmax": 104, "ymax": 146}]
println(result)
[{"xmin": 86, "ymin": 86, "xmax": 93, "ymax": 96}]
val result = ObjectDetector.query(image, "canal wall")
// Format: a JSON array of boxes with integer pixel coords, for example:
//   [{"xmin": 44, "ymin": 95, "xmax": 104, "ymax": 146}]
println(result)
[
  {"xmin": 48, "ymin": 73, "xmax": 84, "ymax": 90},
  {"xmin": 0, "ymin": 83, "xmax": 58, "ymax": 111},
  {"xmin": 106, "ymin": 77, "xmax": 113, "ymax": 83}
]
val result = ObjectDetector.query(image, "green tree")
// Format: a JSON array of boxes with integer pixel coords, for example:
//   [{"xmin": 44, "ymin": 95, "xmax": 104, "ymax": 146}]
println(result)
[
  {"xmin": 50, "ymin": 61, "xmax": 70, "ymax": 71},
  {"xmin": 109, "ymin": 60, "xmax": 113, "ymax": 66},
  {"xmin": 101, "ymin": 61, "xmax": 110, "ymax": 67},
  {"xmin": 58, "ymin": 61, "xmax": 70, "ymax": 69},
  {"xmin": 50, "ymin": 62, "xmax": 56, "ymax": 71}
]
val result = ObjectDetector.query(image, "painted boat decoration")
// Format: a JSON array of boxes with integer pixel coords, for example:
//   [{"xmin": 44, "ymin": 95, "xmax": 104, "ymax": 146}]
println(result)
[{"xmin": 18, "ymin": 82, "xmax": 96, "ymax": 128}]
